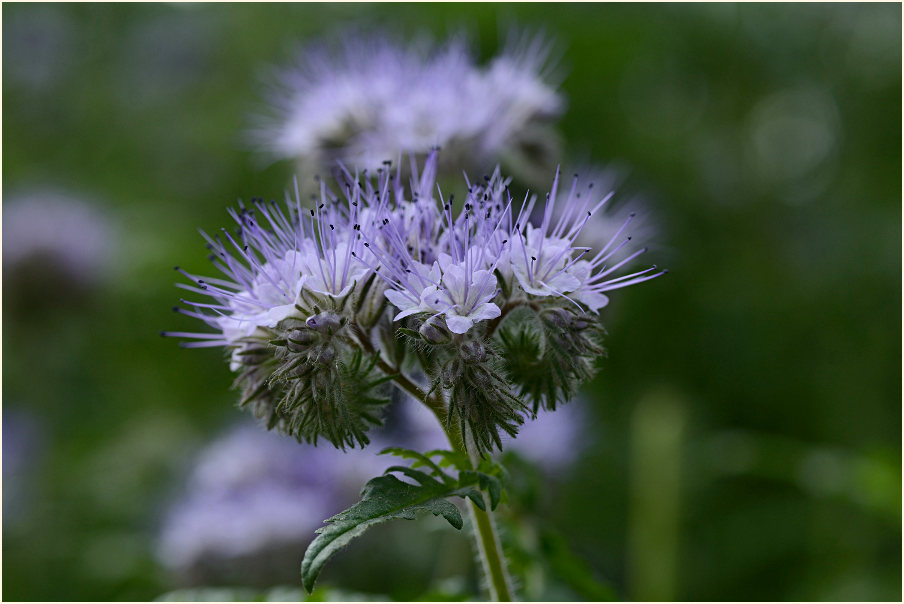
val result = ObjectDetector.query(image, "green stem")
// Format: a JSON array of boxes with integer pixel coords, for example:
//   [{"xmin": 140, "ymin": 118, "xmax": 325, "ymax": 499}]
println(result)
[
  {"xmin": 385, "ymin": 370, "xmax": 514, "ymax": 601},
  {"xmin": 465, "ymin": 488, "xmax": 515, "ymax": 601},
  {"xmin": 443, "ymin": 420, "xmax": 515, "ymax": 601}
]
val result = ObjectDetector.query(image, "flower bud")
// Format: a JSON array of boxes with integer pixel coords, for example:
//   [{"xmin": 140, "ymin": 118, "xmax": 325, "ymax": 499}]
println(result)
[
  {"xmin": 293, "ymin": 362, "xmax": 315, "ymax": 378},
  {"xmin": 571, "ymin": 316, "xmax": 592, "ymax": 331},
  {"xmin": 310, "ymin": 345, "xmax": 336, "ymax": 365},
  {"xmin": 460, "ymin": 340, "xmax": 487, "ymax": 364},
  {"xmin": 419, "ymin": 319, "xmax": 450, "ymax": 344},
  {"xmin": 306, "ymin": 311, "xmax": 342, "ymax": 334},
  {"xmin": 441, "ymin": 359, "xmax": 463, "ymax": 389},
  {"xmin": 541, "ymin": 307, "xmax": 571, "ymax": 329},
  {"xmin": 287, "ymin": 329, "xmax": 317, "ymax": 352},
  {"xmin": 354, "ymin": 275, "xmax": 387, "ymax": 328}
]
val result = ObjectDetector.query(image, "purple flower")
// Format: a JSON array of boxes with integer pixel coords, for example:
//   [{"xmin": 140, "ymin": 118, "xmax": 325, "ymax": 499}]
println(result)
[
  {"xmin": 253, "ymin": 33, "xmax": 563, "ymax": 171},
  {"xmin": 508, "ymin": 168, "xmax": 666, "ymax": 313},
  {"xmin": 157, "ymin": 424, "xmax": 395, "ymax": 573},
  {"xmin": 3, "ymin": 190, "xmax": 117, "ymax": 287},
  {"xmin": 166, "ymin": 151, "xmax": 664, "ymax": 451},
  {"xmin": 169, "ymin": 151, "xmax": 662, "ymax": 346}
]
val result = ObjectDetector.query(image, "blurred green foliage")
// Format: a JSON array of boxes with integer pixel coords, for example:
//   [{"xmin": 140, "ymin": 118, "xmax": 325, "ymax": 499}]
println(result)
[{"xmin": 3, "ymin": 3, "xmax": 900, "ymax": 601}]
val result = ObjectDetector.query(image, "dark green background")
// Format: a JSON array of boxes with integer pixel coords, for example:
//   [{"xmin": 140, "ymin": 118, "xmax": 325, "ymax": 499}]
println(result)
[{"xmin": 3, "ymin": 3, "xmax": 901, "ymax": 601}]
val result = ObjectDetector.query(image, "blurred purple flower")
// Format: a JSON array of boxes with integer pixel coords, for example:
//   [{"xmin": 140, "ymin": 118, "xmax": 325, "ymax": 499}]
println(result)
[
  {"xmin": 157, "ymin": 424, "xmax": 393, "ymax": 573},
  {"xmin": 253, "ymin": 32, "xmax": 563, "ymax": 170},
  {"xmin": 2, "ymin": 190, "xmax": 117, "ymax": 287},
  {"xmin": 395, "ymin": 395, "xmax": 586, "ymax": 474},
  {"xmin": 3, "ymin": 410, "xmax": 44, "ymax": 521},
  {"xmin": 158, "ymin": 393, "xmax": 586, "ymax": 575}
]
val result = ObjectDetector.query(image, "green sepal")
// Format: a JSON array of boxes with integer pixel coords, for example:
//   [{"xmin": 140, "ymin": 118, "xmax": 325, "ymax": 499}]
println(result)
[{"xmin": 396, "ymin": 327, "xmax": 423, "ymax": 341}]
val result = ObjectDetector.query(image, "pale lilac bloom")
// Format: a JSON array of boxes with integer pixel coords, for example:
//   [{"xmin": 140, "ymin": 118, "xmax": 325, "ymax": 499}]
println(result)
[
  {"xmin": 362, "ymin": 157, "xmax": 511, "ymax": 334},
  {"xmin": 396, "ymin": 395, "xmax": 585, "ymax": 474},
  {"xmin": 3, "ymin": 191, "xmax": 116, "ymax": 286},
  {"xmin": 167, "ymin": 181, "xmax": 375, "ymax": 348},
  {"xmin": 2, "ymin": 410, "xmax": 44, "ymax": 521},
  {"xmin": 169, "ymin": 151, "xmax": 662, "ymax": 347},
  {"xmin": 254, "ymin": 33, "xmax": 562, "ymax": 170},
  {"xmin": 419, "ymin": 252, "xmax": 501, "ymax": 335},
  {"xmin": 509, "ymin": 169, "xmax": 666, "ymax": 313},
  {"xmin": 479, "ymin": 33, "xmax": 565, "ymax": 153},
  {"xmin": 157, "ymin": 424, "xmax": 393, "ymax": 572}
]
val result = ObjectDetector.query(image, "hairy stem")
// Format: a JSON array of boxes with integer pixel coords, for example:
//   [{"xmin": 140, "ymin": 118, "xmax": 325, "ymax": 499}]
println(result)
[
  {"xmin": 385, "ymin": 370, "xmax": 515, "ymax": 600},
  {"xmin": 383, "ymin": 361, "xmax": 446, "ymax": 425},
  {"xmin": 467, "ymin": 496, "xmax": 514, "ymax": 601},
  {"xmin": 446, "ymin": 424, "xmax": 515, "ymax": 601},
  {"xmin": 359, "ymin": 319, "xmax": 514, "ymax": 599}
]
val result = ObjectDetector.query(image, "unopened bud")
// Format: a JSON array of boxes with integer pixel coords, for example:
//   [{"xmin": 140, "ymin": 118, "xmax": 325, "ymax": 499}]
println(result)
[
  {"xmin": 287, "ymin": 329, "xmax": 317, "ymax": 352},
  {"xmin": 441, "ymin": 359, "xmax": 463, "ymax": 388},
  {"xmin": 542, "ymin": 308, "xmax": 571, "ymax": 329},
  {"xmin": 293, "ymin": 362, "xmax": 315, "ymax": 378},
  {"xmin": 419, "ymin": 320, "xmax": 449, "ymax": 344},
  {"xmin": 357, "ymin": 289, "xmax": 386, "ymax": 328},
  {"xmin": 571, "ymin": 317, "xmax": 592, "ymax": 331},
  {"xmin": 310, "ymin": 345, "xmax": 336, "ymax": 365},
  {"xmin": 460, "ymin": 340, "xmax": 487, "ymax": 364},
  {"xmin": 237, "ymin": 348, "xmax": 269, "ymax": 366},
  {"xmin": 306, "ymin": 311, "xmax": 342, "ymax": 334}
]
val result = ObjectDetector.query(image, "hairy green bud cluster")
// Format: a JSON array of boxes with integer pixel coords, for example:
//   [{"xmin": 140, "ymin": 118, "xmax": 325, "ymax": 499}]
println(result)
[
  {"xmin": 495, "ymin": 303, "xmax": 606, "ymax": 414},
  {"xmin": 393, "ymin": 300, "xmax": 610, "ymax": 456},
  {"xmin": 233, "ymin": 300, "xmax": 392, "ymax": 450},
  {"xmin": 399, "ymin": 317, "xmax": 528, "ymax": 456}
]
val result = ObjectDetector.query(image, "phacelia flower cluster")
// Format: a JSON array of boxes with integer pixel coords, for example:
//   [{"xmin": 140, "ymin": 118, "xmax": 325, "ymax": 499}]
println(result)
[
  {"xmin": 166, "ymin": 151, "xmax": 664, "ymax": 454},
  {"xmin": 252, "ymin": 33, "xmax": 563, "ymax": 172}
]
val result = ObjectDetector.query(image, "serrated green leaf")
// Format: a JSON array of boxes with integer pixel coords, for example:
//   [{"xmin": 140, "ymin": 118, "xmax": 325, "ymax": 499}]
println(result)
[
  {"xmin": 302, "ymin": 472, "xmax": 475, "ymax": 593},
  {"xmin": 424, "ymin": 449, "xmax": 472, "ymax": 471},
  {"xmin": 460, "ymin": 469, "xmax": 503, "ymax": 510},
  {"xmin": 380, "ymin": 447, "xmax": 453, "ymax": 482}
]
